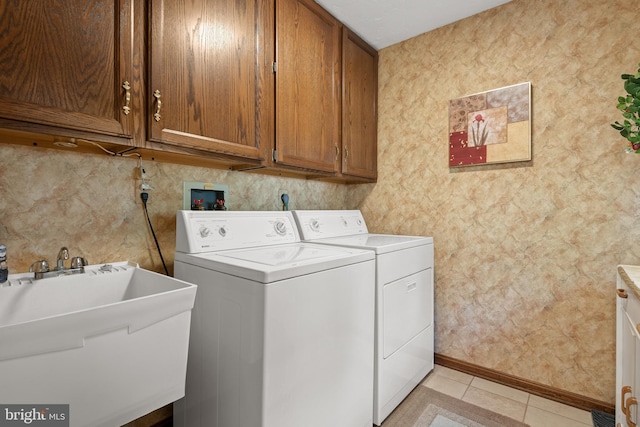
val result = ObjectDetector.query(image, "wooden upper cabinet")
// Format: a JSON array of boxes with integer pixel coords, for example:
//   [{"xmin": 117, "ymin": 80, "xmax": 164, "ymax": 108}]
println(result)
[
  {"xmin": 0, "ymin": 0, "xmax": 133, "ymax": 138},
  {"xmin": 148, "ymin": 0, "xmax": 273, "ymax": 161},
  {"xmin": 342, "ymin": 28, "xmax": 377, "ymax": 180},
  {"xmin": 275, "ymin": 0, "xmax": 341, "ymax": 173}
]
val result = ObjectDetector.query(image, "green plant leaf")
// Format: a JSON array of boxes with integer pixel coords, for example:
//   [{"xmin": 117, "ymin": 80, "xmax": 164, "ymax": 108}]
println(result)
[
  {"xmin": 613, "ymin": 62, "xmax": 640, "ymax": 147},
  {"xmin": 626, "ymin": 82, "xmax": 640, "ymax": 97}
]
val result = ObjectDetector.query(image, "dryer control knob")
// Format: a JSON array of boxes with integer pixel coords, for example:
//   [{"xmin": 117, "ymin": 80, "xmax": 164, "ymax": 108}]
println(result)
[
  {"xmin": 218, "ymin": 226, "xmax": 227, "ymax": 237},
  {"xmin": 199, "ymin": 226, "xmax": 211, "ymax": 238},
  {"xmin": 310, "ymin": 219, "xmax": 320, "ymax": 231},
  {"xmin": 274, "ymin": 220, "xmax": 287, "ymax": 236}
]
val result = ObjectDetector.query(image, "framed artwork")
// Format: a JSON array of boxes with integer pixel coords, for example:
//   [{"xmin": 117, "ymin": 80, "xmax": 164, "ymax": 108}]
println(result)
[{"xmin": 449, "ymin": 82, "xmax": 531, "ymax": 167}]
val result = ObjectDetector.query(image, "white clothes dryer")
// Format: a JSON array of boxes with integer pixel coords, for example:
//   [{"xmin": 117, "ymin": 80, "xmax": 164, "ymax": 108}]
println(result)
[
  {"xmin": 173, "ymin": 210, "xmax": 375, "ymax": 427},
  {"xmin": 292, "ymin": 210, "xmax": 434, "ymax": 426}
]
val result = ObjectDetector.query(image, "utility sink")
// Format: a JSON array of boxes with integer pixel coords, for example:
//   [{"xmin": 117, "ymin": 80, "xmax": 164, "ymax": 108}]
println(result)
[{"xmin": 0, "ymin": 261, "xmax": 197, "ymax": 427}]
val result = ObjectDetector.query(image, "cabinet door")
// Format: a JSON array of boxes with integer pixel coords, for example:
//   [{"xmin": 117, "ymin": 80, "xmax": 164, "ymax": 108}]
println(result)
[
  {"xmin": 0, "ymin": 0, "xmax": 133, "ymax": 137},
  {"xmin": 341, "ymin": 28, "xmax": 377, "ymax": 180},
  {"xmin": 619, "ymin": 302, "xmax": 636, "ymax": 426},
  {"xmin": 633, "ymin": 328, "xmax": 640, "ymax": 427},
  {"xmin": 631, "ymin": 296, "xmax": 640, "ymax": 427},
  {"xmin": 149, "ymin": 0, "xmax": 272, "ymax": 161},
  {"xmin": 275, "ymin": 0, "xmax": 340, "ymax": 173},
  {"xmin": 618, "ymin": 280, "xmax": 640, "ymax": 427}
]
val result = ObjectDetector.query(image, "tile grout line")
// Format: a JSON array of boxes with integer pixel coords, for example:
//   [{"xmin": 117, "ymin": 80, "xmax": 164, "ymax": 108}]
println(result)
[
  {"xmin": 522, "ymin": 393, "xmax": 531, "ymax": 423},
  {"xmin": 461, "ymin": 378, "xmax": 471, "ymax": 400}
]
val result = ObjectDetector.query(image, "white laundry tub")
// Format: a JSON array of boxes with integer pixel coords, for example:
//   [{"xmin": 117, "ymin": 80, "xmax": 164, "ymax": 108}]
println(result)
[{"xmin": 0, "ymin": 261, "xmax": 197, "ymax": 427}]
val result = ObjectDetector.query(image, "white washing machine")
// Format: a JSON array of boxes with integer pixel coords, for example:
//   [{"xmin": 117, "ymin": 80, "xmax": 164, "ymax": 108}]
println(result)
[
  {"xmin": 292, "ymin": 210, "xmax": 434, "ymax": 426},
  {"xmin": 173, "ymin": 210, "xmax": 375, "ymax": 427}
]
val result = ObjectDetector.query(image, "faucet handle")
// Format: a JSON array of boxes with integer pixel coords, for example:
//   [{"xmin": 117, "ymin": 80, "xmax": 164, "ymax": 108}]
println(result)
[
  {"xmin": 71, "ymin": 257, "xmax": 88, "ymax": 269},
  {"xmin": 30, "ymin": 260, "xmax": 50, "ymax": 277}
]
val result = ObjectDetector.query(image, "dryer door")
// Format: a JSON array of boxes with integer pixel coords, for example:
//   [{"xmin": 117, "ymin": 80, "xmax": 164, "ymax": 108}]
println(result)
[{"xmin": 383, "ymin": 269, "xmax": 433, "ymax": 358}]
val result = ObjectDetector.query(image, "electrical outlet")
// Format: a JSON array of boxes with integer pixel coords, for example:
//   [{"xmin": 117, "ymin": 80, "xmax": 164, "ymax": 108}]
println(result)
[{"xmin": 138, "ymin": 165, "xmax": 154, "ymax": 191}]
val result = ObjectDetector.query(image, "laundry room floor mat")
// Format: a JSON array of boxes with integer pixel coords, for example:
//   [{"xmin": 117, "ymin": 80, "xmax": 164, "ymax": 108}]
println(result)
[{"xmin": 381, "ymin": 386, "xmax": 529, "ymax": 427}]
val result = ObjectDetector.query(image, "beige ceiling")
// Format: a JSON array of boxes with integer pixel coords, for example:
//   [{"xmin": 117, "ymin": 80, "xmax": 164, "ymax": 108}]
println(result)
[{"xmin": 314, "ymin": 0, "xmax": 513, "ymax": 50}]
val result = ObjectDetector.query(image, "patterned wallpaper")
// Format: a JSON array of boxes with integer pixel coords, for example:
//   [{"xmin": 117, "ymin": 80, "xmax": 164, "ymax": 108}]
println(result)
[
  {"xmin": 349, "ymin": 0, "xmax": 640, "ymax": 404},
  {"xmin": 0, "ymin": 144, "xmax": 353, "ymax": 275}
]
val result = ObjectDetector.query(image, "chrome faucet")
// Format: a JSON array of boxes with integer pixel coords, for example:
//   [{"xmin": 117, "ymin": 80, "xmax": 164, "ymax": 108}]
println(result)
[
  {"xmin": 30, "ymin": 247, "xmax": 88, "ymax": 280},
  {"xmin": 56, "ymin": 247, "xmax": 70, "ymax": 271}
]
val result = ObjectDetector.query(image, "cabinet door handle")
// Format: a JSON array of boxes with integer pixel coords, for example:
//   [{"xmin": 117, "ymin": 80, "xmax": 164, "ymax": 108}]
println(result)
[
  {"xmin": 623, "ymin": 386, "xmax": 633, "ymax": 415},
  {"xmin": 153, "ymin": 90, "xmax": 162, "ymax": 122},
  {"xmin": 344, "ymin": 146, "xmax": 349, "ymax": 160},
  {"xmin": 122, "ymin": 81, "xmax": 131, "ymax": 115},
  {"xmin": 335, "ymin": 145, "xmax": 339, "ymax": 160},
  {"xmin": 618, "ymin": 288, "xmax": 629, "ymax": 298},
  {"xmin": 627, "ymin": 396, "xmax": 638, "ymax": 427}
]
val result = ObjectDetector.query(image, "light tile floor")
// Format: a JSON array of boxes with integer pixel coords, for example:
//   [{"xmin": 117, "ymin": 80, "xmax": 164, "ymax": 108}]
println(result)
[{"xmin": 421, "ymin": 365, "xmax": 594, "ymax": 427}]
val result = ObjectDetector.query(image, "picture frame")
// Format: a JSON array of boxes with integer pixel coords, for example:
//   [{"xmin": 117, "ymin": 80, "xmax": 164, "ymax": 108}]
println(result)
[{"xmin": 449, "ymin": 82, "xmax": 531, "ymax": 167}]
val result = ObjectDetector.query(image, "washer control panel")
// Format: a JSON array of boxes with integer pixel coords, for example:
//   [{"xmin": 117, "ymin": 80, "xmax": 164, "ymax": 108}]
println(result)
[
  {"xmin": 292, "ymin": 210, "xmax": 369, "ymax": 240},
  {"xmin": 176, "ymin": 211, "xmax": 299, "ymax": 253}
]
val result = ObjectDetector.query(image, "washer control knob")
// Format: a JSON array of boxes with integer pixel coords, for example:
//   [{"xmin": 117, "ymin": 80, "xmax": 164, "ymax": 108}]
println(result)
[
  {"xmin": 199, "ymin": 226, "xmax": 211, "ymax": 238},
  {"xmin": 274, "ymin": 220, "xmax": 287, "ymax": 236},
  {"xmin": 218, "ymin": 226, "xmax": 227, "ymax": 237},
  {"xmin": 310, "ymin": 219, "xmax": 320, "ymax": 231},
  {"xmin": 356, "ymin": 218, "xmax": 363, "ymax": 226},
  {"xmin": 342, "ymin": 218, "xmax": 348, "ymax": 227}
]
